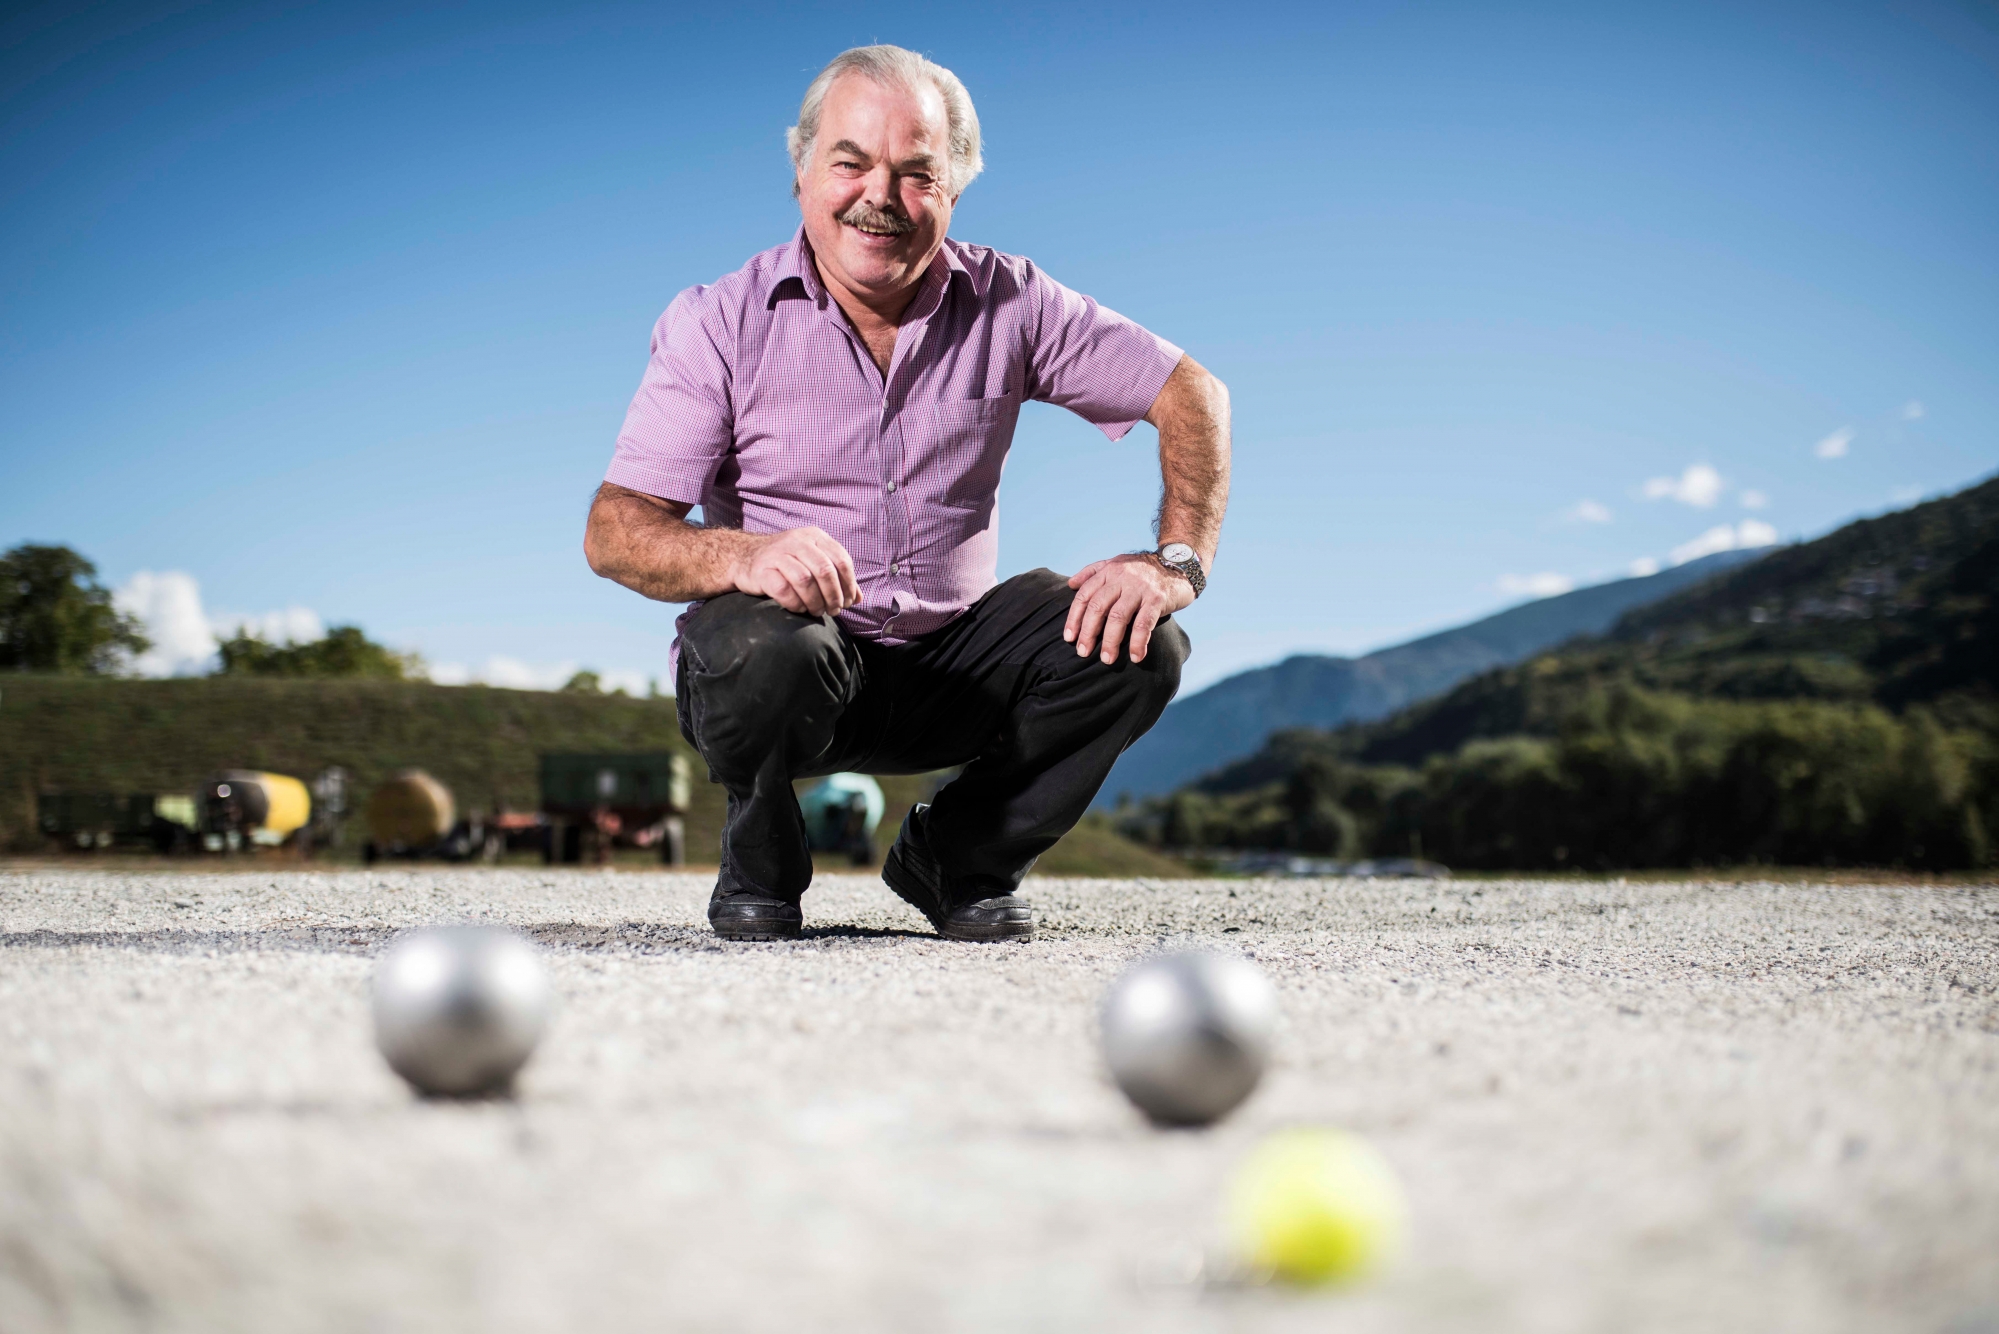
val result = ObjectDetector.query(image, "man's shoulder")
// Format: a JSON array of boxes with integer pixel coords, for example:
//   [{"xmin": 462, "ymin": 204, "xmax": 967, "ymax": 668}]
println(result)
[
  {"xmin": 717, "ymin": 237, "xmax": 806, "ymax": 302},
  {"xmin": 943, "ymin": 238, "xmax": 1045, "ymax": 303},
  {"xmin": 670, "ymin": 237, "xmax": 803, "ymax": 321}
]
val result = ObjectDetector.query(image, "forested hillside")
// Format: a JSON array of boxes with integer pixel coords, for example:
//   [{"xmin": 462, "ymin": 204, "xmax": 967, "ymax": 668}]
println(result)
[
  {"xmin": 1121, "ymin": 477, "xmax": 1999, "ymax": 870},
  {"xmin": 1101, "ymin": 549, "xmax": 1759, "ymax": 802}
]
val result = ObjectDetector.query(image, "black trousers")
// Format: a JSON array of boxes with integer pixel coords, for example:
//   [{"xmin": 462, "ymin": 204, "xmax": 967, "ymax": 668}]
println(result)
[{"xmin": 675, "ymin": 568, "xmax": 1189, "ymax": 903}]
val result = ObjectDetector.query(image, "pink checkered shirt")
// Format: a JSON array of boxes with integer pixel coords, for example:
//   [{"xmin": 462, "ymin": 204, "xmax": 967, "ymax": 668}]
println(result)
[{"xmin": 605, "ymin": 228, "xmax": 1183, "ymax": 669}]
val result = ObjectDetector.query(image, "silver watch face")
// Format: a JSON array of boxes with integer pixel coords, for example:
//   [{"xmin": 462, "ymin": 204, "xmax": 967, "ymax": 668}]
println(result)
[{"xmin": 1159, "ymin": 543, "xmax": 1195, "ymax": 566}]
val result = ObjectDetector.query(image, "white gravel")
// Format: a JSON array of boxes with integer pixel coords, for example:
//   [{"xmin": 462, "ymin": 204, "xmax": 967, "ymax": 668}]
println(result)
[{"xmin": 1, "ymin": 868, "xmax": 1995, "ymax": 1333}]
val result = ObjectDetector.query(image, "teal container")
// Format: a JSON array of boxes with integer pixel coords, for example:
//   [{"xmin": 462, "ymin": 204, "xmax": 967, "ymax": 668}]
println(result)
[{"xmin": 800, "ymin": 773, "xmax": 886, "ymax": 864}]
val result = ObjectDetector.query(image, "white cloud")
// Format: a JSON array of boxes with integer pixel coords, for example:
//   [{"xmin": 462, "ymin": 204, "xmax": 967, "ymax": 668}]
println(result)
[
  {"xmin": 1889, "ymin": 485, "xmax": 1924, "ymax": 505},
  {"xmin": 600, "ymin": 669, "xmax": 652, "ymax": 697},
  {"xmin": 212, "ymin": 605, "xmax": 324, "ymax": 645},
  {"xmin": 115, "ymin": 571, "xmax": 218, "ymax": 676},
  {"xmin": 1498, "ymin": 572, "xmax": 1575, "ymax": 599},
  {"xmin": 1627, "ymin": 557, "xmax": 1661, "ymax": 578},
  {"xmin": 1566, "ymin": 498, "xmax": 1614, "ymax": 524},
  {"xmin": 1901, "ymin": 400, "xmax": 1924, "ymax": 421},
  {"xmin": 1814, "ymin": 428, "xmax": 1853, "ymax": 460},
  {"xmin": 1738, "ymin": 518, "xmax": 1778, "ymax": 547},
  {"xmin": 1669, "ymin": 527, "xmax": 1738, "ymax": 565},
  {"xmin": 1668, "ymin": 520, "xmax": 1779, "ymax": 567},
  {"xmin": 115, "ymin": 571, "xmax": 658, "ymax": 692},
  {"xmin": 1739, "ymin": 489, "xmax": 1768, "ymax": 510},
  {"xmin": 423, "ymin": 657, "xmax": 660, "ymax": 695},
  {"xmin": 1642, "ymin": 464, "xmax": 1724, "ymax": 507},
  {"xmin": 116, "ymin": 570, "xmax": 340, "ymax": 677},
  {"xmin": 472, "ymin": 656, "xmax": 580, "ymax": 690}
]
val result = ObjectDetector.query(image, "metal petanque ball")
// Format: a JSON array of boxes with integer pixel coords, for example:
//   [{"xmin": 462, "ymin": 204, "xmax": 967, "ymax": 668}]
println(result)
[
  {"xmin": 1100, "ymin": 950, "xmax": 1278, "ymax": 1126},
  {"xmin": 371, "ymin": 926, "xmax": 551, "ymax": 1097}
]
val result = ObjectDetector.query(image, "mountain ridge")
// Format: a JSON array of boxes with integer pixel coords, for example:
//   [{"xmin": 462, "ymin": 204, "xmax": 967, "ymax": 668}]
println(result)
[
  {"xmin": 1328, "ymin": 473, "xmax": 1999, "ymax": 770},
  {"xmin": 1102, "ymin": 548, "xmax": 1762, "ymax": 803}
]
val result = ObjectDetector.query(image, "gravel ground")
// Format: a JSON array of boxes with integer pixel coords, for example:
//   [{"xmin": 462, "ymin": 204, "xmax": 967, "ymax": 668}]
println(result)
[{"xmin": 0, "ymin": 867, "xmax": 1995, "ymax": 1334}]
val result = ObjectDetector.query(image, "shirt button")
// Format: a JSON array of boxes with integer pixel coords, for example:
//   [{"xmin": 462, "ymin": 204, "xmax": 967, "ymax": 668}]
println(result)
[
  {"xmin": 886, "ymin": 481, "xmax": 897, "ymax": 492},
  {"xmin": 890, "ymin": 562, "xmax": 901, "ymax": 575}
]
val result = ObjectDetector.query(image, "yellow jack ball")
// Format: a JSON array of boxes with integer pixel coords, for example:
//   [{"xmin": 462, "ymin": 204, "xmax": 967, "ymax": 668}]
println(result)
[{"xmin": 1227, "ymin": 1128, "xmax": 1408, "ymax": 1285}]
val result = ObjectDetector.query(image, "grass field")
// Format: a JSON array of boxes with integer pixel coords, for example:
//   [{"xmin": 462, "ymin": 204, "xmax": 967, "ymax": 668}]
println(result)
[{"xmin": 0, "ymin": 676, "xmax": 1188, "ymax": 878}]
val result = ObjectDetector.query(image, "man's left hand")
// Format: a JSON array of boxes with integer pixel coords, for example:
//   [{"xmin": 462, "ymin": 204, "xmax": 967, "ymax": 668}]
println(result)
[{"xmin": 1065, "ymin": 553, "xmax": 1195, "ymax": 665}]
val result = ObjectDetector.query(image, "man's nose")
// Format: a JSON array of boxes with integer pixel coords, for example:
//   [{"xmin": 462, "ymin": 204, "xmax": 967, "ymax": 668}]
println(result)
[{"xmin": 862, "ymin": 163, "xmax": 896, "ymax": 206}]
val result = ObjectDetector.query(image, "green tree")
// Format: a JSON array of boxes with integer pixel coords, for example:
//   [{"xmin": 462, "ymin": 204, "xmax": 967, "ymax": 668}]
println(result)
[
  {"xmin": 0, "ymin": 544, "xmax": 150, "ymax": 674},
  {"xmin": 562, "ymin": 670, "xmax": 603, "ymax": 694},
  {"xmin": 1283, "ymin": 758, "xmax": 1361, "ymax": 856},
  {"xmin": 213, "ymin": 625, "xmax": 419, "ymax": 680}
]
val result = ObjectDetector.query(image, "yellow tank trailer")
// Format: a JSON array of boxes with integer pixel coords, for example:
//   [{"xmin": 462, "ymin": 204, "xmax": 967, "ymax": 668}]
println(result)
[{"xmin": 200, "ymin": 771, "xmax": 311, "ymax": 852}]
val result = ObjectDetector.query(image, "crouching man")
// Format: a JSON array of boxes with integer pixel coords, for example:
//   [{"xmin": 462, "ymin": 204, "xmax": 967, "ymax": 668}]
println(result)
[{"xmin": 584, "ymin": 45, "xmax": 1230, "ymax": 942}]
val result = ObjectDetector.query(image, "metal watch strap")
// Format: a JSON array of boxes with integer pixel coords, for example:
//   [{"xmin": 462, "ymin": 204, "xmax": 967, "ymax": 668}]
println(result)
[{"xmin": 1153, "ymin": 546, "xmax": 1206, "ymax": 598}]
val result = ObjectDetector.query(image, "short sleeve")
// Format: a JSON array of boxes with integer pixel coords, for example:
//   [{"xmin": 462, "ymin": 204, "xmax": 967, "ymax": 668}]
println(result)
[
  {"xmin": 1021, "ymin": 264, "xmax": 1184, "ymax": 441},
  {"xmin": 604, "ymin": 289, "xmax": 735, "ymax": 504}
]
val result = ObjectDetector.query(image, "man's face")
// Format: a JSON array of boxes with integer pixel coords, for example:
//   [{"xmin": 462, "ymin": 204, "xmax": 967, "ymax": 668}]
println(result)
[{"xmin": 797, "ymin": 73, "xmax": 956, "ymax": 309}]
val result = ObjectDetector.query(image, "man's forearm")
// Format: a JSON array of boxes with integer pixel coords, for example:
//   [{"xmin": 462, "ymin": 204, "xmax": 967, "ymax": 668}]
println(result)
[
  {"xmin": 1148, "ymin": 356, "xmax": 1232, "ymax": 569},
  {"xmin": 584, "ymin": 483, "xmax": 763, "ymax": 603}
]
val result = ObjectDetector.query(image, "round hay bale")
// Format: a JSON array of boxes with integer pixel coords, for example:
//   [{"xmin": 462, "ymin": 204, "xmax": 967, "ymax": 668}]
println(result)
[{"xmin": 366, "ymin": 769, "xmax": 456, "ymax": 848}]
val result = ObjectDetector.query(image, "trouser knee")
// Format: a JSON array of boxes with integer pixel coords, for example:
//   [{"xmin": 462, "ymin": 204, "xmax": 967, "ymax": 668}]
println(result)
[
  {"xmin": 1085, "ymin": 616, "xmax": 1187, "ymax": 727},
  {"xmin": 998, "ymin": 567, "xmax": 1189, "ymax": 696},
  {"xmin": 1136, "ymin": 616, "xmax": 1190, "ymax": 703},
  {"xmin": 677, "ymin": 594, "xmax": 854, "ymax": 779},
  {"xmin": 1029, "ymin": 606, "xmax": 1188, "ymax": 735}
]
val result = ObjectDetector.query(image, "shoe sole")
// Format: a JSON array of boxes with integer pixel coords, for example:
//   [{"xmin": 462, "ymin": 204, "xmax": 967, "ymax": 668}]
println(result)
[
  {"xmin": 938, "ymin": 917, "xmax": 1037, "ymax": 943},
  {"xmin": 708, "ymin": 917, "xmax": 802, "ymax": 941},
  {"xmin": 884, "ymin": 850, "xmax": 1036, "ymax": 942}
]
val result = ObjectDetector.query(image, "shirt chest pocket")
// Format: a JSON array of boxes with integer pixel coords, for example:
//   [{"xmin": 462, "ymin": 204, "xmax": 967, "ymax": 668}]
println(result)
[{"xmin": 910, "ymin": 393, "xmax": 1022, "ymax": 511}]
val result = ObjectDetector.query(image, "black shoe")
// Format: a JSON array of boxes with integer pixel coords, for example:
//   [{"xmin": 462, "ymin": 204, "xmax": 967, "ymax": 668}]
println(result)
[
  {"xmin": 707, "ymin": 887, "xmax": 802, "ymax": 941},
  {"xmin": 882, "ymin": 805, "xmax": 1036, "ymax": 942}
]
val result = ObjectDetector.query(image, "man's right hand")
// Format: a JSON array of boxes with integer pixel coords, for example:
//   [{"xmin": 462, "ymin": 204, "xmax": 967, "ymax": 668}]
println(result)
[{"xmin": 727, "ymin": 527, "xmax": 861, "ymax": 616}]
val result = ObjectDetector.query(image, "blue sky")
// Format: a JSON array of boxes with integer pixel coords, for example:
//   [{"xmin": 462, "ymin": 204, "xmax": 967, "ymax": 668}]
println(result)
[{"xmin": 4, "ymin": 0, "xmax": 1996, "ymax": 692}]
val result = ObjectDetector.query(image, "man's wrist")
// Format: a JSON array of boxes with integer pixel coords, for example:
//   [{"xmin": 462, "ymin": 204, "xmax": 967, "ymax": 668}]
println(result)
[
  {"xmin": 722, "ymin": 531, "xmax": 771, "ymax": 594},
  {"xmin": 1151, "ymin": 542, "xmax": 1206, "ymax": 598}
]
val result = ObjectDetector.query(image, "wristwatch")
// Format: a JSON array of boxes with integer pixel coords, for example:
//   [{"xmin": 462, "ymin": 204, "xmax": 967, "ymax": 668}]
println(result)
[{"xmin": 1153, "ymin": 543, "xmax": 1206, "ymax": 598}]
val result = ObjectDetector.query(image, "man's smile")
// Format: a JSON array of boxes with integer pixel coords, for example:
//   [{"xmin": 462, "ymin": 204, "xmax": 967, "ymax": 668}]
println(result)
[{"xmin": 837, "ymin": 200, "xmax": 917, "ymax": 240}]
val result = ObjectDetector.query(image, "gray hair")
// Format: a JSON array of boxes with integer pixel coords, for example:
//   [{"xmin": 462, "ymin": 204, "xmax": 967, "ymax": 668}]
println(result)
[{"xmin": 787, "ymin": 45, "xmax": 983, "ymax": 197}]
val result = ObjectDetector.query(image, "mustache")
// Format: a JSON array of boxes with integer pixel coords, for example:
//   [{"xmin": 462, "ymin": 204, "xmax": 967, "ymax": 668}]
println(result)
[{"xmin": 837, "ymin": 201, "xmax": 916, "ymax": 236}]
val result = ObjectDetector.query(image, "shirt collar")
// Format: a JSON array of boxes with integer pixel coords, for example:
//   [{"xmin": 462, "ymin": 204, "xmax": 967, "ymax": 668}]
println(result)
[
  {"xmin": 770, "ymin": 225, "xmax": 977, "ymax": 308},
  {"xmin": 770, "ymin": 226, "xmax": 816, "ymax": 303}
]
